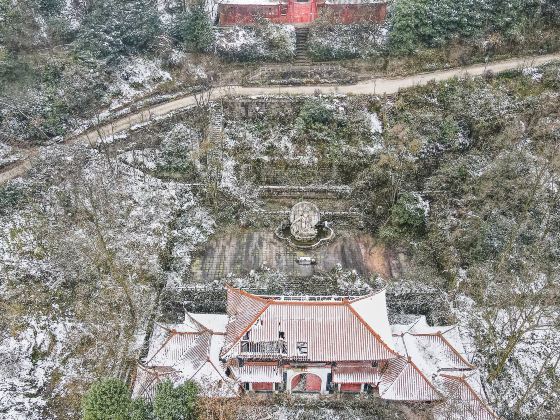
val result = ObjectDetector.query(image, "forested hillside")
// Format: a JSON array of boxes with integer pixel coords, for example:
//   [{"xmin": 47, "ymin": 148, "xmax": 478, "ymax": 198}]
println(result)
[
  {"xmin": 2, "ymin": 0, "xmax": 560, "ymax": 147},
  {"xmin": 1, "ymin": 1, "xmax": 560, "ymax": 419}
]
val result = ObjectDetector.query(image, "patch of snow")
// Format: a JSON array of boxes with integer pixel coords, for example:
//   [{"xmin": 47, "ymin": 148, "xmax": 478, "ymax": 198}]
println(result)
[
  {"xmin": 522, "ymin": 67, "xmax": 543, "ymax": 82},
  {"xmin": 368, "ymin": 111, "xmax": 383, "ymax": 134},
  {"xmin": 410, "ymin": 192, "xmax": 430, "ymax": 218},
  {"xmin": 0, "ymin": 317, "xmax": 84, "ymax": 420},
  {"xmin": 108, "ymin": 58, "xmax": 172, "ymax": 110},
  {"xmin": 0, "ymin": 143, "xmax": 23, "ymax": 167}
]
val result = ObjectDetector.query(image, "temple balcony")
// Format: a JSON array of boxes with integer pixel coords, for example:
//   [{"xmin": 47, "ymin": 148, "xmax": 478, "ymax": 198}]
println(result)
[{"xmin": 239, "ymin": 340, "xmax": 288, "ymax": 358}]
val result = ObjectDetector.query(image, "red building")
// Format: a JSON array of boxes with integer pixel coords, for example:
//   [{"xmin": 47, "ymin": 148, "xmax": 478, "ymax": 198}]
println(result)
[
  {"xmin": 217, "ymin": 0, "xmax": 388, "ymax": 26},
  {"xmin": 134, "ymin": 286, "xmax": 498, "ymax": 419}
]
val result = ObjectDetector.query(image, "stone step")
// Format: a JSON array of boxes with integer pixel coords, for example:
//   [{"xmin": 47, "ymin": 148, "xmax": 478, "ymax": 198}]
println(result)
[{"xmin": 294, "ymin": 28, "xmax": 310, "ymax": 63}]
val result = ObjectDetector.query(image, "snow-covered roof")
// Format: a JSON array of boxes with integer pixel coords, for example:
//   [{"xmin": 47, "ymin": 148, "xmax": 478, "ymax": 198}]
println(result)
[
  {"xmin": 230, "ymin": 364, "xmax": 284, "ymax": 383},
  {"xmin": 332, "ymin": 364, "xmax": 380, "ymax": 384},
  {"xmin": 434, "ymin": 373, "xmax": 498, "ymax": 420},
  {"xmin": 133, "ymin": 314, "xmax": 236, "ymax": 399},
  {"xmin": 221, "ymin": 287, "xmax": 397, "ymax": 362},
  {"xmin": 392, "ymin": 316, "xmax": 474, "ymax": 380},
  {"xmin": 132, "ymin": 365, "xmax": 183, "ymax": 400},
  {"xmin": 387, "ymin": 316, "xmax": 496, "ymax": 417},
  {"xmin": 189, "ymin": 313, "xmax": 228, "ymax": 334},
  {"xmin": 134, "ymin": 289, "xmax": 495, "ymax": 417},
  {"xmin": 349, "ymin": 289, "xmax": 395, "ymax": 350},
  {"xmin": 378, "ymin": 356, "xmax": 442, "ymax": 401}
]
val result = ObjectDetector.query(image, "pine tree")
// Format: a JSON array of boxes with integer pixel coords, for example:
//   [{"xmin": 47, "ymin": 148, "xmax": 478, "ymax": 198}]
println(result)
[
  {"xmin": 82, "ymin": 378, "xmax": 132, "ymax": 420},
  {"xmin": 77, "ymin": 0, "xmax": 161, "ymax": 59},
  {"xmin": 152, "ymin": 380, "xmax": 199, "ymax": 420},
  {"xmin": 178, "ymin": 1, "xmax": 214, "ymax": 53}
]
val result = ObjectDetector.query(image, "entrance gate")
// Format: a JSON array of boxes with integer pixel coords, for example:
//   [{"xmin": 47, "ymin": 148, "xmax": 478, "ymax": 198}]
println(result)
[{"xmin": 289, "ymin": 0, "xmax": 317, "ymax": 24}]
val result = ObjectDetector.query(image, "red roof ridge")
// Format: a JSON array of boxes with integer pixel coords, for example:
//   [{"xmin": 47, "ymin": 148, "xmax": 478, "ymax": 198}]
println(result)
[
  {"xmin": 155, "ymin": 322, "xmax": 205, "ymax": 335},
  {"xmin": 146, "ymin": 330, "xmax": 177, "ymax": 365},
  {"xmin": 135, "ymin": 363, "xmax": 178, "ymax": 397},
  {"xmin": 346, "ymin": 301, "xmax": 398, "ymax": 358},
  {"xmin": 185, "ymin": 312, "xmax": 213, "ymax": 334},
  {"xmin": 410, "ymin": 332, "xmax": 475, "ymax": 369},
  {"xmin": 146, "ymin": 326, "xmax": 212, "ymax": 366},
  {"xmin": 407, "ymin": 358, "xmax": 443, "ymax": 399},
  {"xmin": 440, "ymin": 373, "xmax": 499, "ymax": 419},
  {"xmin": 348, "ymin": 286, "xmax": 387, "ymax": 303},
  {"xmin": 272, "ymin": 300, "xmax": 347, "ymax": 306},
  {"xmin": 220, "ymin": 301, "xmax": 271, "ymax": 356},
  {"xmin": 187, "ymin": 358, "xmax": 228, "ymax": 382},
  {"xmin": 135, "ymin": 364, "xmax": 160, "ymax": 397},
  {"xmin": 225, "ymin": 285, "xmax": 269, "ymax": 303},
  {"xmin": 207, "ymin": 358, "xmax": 229, "ymax": 381},
  {"xmin": 380, "ymin": 357, "xmax": 442, "ymax": 401},
  {"xmin": 229, "ymin": 287, "xmax": 388, "ymax": 306},
  {"xmin": 434, "ymin": 333, "xmax": 475, "ymax": 369}
]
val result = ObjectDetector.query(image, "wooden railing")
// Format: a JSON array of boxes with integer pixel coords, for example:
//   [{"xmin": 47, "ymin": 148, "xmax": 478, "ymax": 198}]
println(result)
[{"xmin": 240, "ymin": 340, "xmax": 288, "ymax": 357}]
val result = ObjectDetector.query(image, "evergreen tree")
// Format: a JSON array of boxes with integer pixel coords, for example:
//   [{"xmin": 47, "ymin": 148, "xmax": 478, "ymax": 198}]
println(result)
[
  {"xmin": 178, "ymin": 1, "xmax": 214, "ymax": 53},
  {"xmin": 0, "ymin": 0, "xmax": 42, "ymax": 52},
  {"xmin": 82, "ymin": 378, "xmax": 132, "ymax": 420},
  {"xmin": 36, "ymin": 0, "xmax": 64, "ymax": 17},
  {"xmin": 542, "ymin": 0, "xmax": 560, "ymax": 26},
  {"xmin": 152, "ymin": 380, "xmax": 199, "ymax": 420},
  {"xmin": 388, "ymin": 0, "xmax": 543, "ymax": 54},
  {"xmin": 77, "ymin": 0, "xmax": 161, "ymax": 59},
  {"xmin": 130, "ymin": 398, "xmax": 154, "ymax": 420}
]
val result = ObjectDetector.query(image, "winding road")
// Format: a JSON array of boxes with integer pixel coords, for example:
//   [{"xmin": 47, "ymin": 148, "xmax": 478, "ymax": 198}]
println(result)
[{"xmin": 1, "ymin": 52, "xmax": 559, "ymax": 185}]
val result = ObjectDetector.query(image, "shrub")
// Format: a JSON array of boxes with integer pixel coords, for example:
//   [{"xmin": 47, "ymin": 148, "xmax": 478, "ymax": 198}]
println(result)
[
  {"xmin": 388, "ymin": 0, "xmax": 546, "ymax": 54},
  {"xmin": 82, "ymin": 378, "xmax": 132, "ymax": 420},
  {"xmin": 37, "ymin": 0, "xmax": 64, "ymax": 16},
  {"xmin": 129, "ymin": 398, "xmax": 153, "ymax": 420},
  {"xmin": 152, "ymin": 380, "xmax": 199, "ymax": 420},
  {"xmin": 308, "ymin": 23, "xmax": 385, "ymax": 61},
  {"xmin": 380, "ymin": 192, "xmax": 428, "ymax": 241},
  {"xmin": 215, "ymin": 21, "xmax": 295, "ymax": 62},
  {"xmin": 76, "ymin": 0, "xmax": 161, "ymax": 59},
  {"xmin": 297, "ymin": 98, "xmax": 335, "ymax": 127},
  {"xmin": 178, "ymin": 1, "xmax": 215, "ymax": 52}
]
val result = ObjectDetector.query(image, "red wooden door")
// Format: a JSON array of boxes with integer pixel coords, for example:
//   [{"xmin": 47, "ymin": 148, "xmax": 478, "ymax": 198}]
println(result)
[{"xmin": 289, "ymin": 0, "xmax": 316, "ymax": 24}]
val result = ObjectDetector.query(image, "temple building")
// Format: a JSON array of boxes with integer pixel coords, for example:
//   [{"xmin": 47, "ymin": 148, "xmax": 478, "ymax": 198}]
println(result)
[
  {"xmin": 217, "ymin": 0, "xmax": 388, "ymax": 26},
  {"xmin": 133, "ymin": 286, "xmax": 497, "ymax": 419}
]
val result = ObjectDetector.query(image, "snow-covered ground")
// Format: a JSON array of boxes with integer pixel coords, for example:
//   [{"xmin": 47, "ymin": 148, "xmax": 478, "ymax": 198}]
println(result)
[
  {"xmin": 215, "ymin": 24, "xmax": 296, "ymax": 62},
  {"xmin": 0, "ymin": 139, "xmax": 214, "ymax": 418},
  {"xmin": 108, "ymin": 58, "xmax": 173, "ymax": 110},
  {"xmin": 0, "ymin": 317, "xmax": 85, "ymax": 419},
  {"xmin": 0, "ymin": 143, "xmax": 23, "ymax": 167}
]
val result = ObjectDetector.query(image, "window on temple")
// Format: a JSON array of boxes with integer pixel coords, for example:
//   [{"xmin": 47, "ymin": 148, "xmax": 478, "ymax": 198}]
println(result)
[
  {"xmin": 279, "ymin": 331, "xmax": 285, "ymax": 339},
  {"xmin": 296, "ymin": 341, "xmax": 308, "ymax": 355}
]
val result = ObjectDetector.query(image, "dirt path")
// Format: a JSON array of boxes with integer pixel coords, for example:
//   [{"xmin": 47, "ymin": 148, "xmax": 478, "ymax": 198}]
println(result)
[
  {"xmin": 2, "ymin": 52, "xmax": 559, "ymax": 185},
  {"xmin": 0, "ymin": 150, "xmax": 37, "ymax": 185}
]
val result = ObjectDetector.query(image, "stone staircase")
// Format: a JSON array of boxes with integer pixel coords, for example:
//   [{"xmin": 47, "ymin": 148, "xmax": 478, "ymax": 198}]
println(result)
[{"xmin": 294, "ymin": 27, "xmax": 311, "ymax": 65}]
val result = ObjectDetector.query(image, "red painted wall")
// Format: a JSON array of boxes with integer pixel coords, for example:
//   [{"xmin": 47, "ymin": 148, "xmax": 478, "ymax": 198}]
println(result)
[
  {"xmin": 252, "ymin": 382, "xmax": 274, "ymax": 391},
  {"xmin": 340, "ymin": 383, "xmax": 362, "ymax": 392},
  {"xmin": 305, "ymin": 373, "xmax": 322, "ymax": 391},
  {"xmin": 218, "ymin": 1, "xmax": 386, "ymax": 25},
  {"xmin": 291, "ymin": 373, "xmax": 322, "ymax": 392}
]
